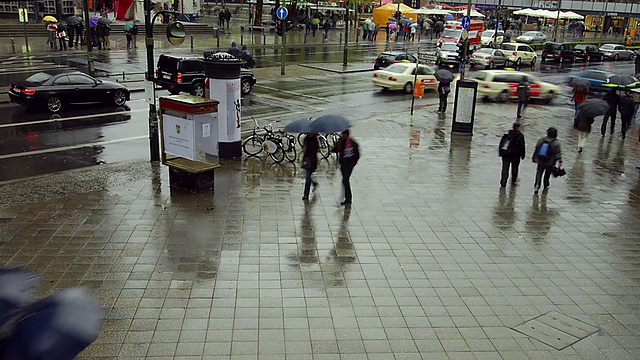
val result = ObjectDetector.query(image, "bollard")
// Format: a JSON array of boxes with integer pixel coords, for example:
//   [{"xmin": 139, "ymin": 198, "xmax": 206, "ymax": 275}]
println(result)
[
  {"xmin": 339, "ymin": 32, "xmax": 342, "ymax": 44},
  {"xmin": 11, "ymin": 38, "xmax": 16, "ymax": 54},
  {"xmin": 322, "ymin": 34, "xmax": 325, "ymax": 43},
  {"xmin": 190, "ymin": 34, "xmax": 194, "ymax": 53},
  {"xmin": 241, "ymin": 34, "xmax": 244, "ymax": 46},
  {"xmin": 263, "ymin": 29, "xmax": 266, "ymax": 45},
  {"xmin": 122, "ymin": 71, "xmax": 125, "ymax": 81},
  {"xmin": 356, "ymin": 29, "xmax": 359, "ymax": 43},
  {"xmin": 216, "ymin": 30, "xmax": 220, "ymax": 48}
]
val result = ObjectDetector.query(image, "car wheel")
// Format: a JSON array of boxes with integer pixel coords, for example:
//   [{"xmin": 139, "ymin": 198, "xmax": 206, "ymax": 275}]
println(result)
[
  {"xmin": 586, "ymin": 55, "xmax": 591, "ymax": 62},
  {"xmin": 403, "ymin": 82, "xmax": 413, "ymax": 94},
  {"xmin": 530, "ymin": 57, "xmax": 537, "ymax": 67},
  {"xmin": 515, "ymin": 58, "xmax": 521, "ymax": 66},
  {"xmin": 488, "ymin": 42, "xmax": 493, "ymax": 48},
  {"xmin": 168, "ymin": 89, "xmax": 180, "ymax": 95},
  {"xmin": 113, "ymin": 90, "xmax": 127, "ymax": 106},
  {"xmin": 373, "ymin": 65, "xmax": 379, "ymax": 70},
  {"xmin": 497, "ymin": 90, "xmax": 509, "ymax": 103},
  {"xmin": 614, "ymin": 53, "xmax": 619, "ymax": 61},
  {"xmin": 241, "ymin": 79, "xmax": 253, "ymax": 95},
  {"xmin": 630, "ymin": 53, "xmax": 635, "ymax": 61},
  {"xmin": 47, "ymin": 96, "xmax": 62, "ymax": 113},
  {"xmin": 191, "ymin": 83, "xmax": 206, "ymax": 97},
  {"xmin": 545, "ymin": 90, "xmax": 555, "ymax": 104},
  {"xmin": 488, "ymin": 61, "xmax": 494, "ymax": 69}
]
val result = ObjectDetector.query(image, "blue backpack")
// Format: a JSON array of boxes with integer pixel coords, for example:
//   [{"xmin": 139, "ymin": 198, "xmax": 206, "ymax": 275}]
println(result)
[{"xmin": 538, "ymin": 141, "xmax": 550, "ymax": 160}]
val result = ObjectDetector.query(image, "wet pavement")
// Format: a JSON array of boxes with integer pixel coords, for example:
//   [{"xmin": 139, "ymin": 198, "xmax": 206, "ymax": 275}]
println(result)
[{"xmin": 2, "ymin": 86, "xmax": 640, "ymax": 358}]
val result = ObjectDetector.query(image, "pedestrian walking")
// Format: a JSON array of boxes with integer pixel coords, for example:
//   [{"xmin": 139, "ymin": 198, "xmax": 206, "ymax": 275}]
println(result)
[
  {"xmin": 516, "ymin": 78, "xmax": 530, "ymax": 119},
  {"xmin": 437, "ymin": 81, "xmax": 451, "ymax": 113},
  {"xmin": 47, "ymin": 22, "xmax": 58, "ymax": 50},
  {"xmin": 372, "ymin": 23, "xmax": 379, "ymax": 41},
  {"xmin": 409, "ymin": 24, "xmax": 416, "ymax": 41},
  {"xmin": 311, "ymin": 16, "xmax": 319, "ymax": 37},
  {"xmin": 333, "ymin": 130, "xmax": 360, "ymax": 206},
  {"xmin": 635, "ymin": 51, "xmax": 640, "ymax": 75},
  {"xmin": 218, "ymin": 10, "xmax": 225, "ymax": 27},
  {"xmin": 56, "ymin": 25, "xmax": 67, "ymax": 51},
  {"xmin": 499, "ymin": 122, "xmax": 526, "ymax": 187},
  {"xmin": 323, "ymin": 20, "xmax": 330, "ymax": 40},
  {"xmin": 131, "ymin": 23, "xmax": 138, "ymax": 48},
  {"xmin": 362, "ymin": 21, "xmax": 368, "ymax": 40},
  {"xmin": 67, "ymin": 23, "xmax": 75, "ymax": 49},
  {"xmin": 74, "ymin": 22, "xmax": 84, "ymax": 47},
  {"xmin": 103, "ymin": 24, "xmax": 111, "ymax": 50},
  {"xmin": 619, "ymin": 90, "xmax": 636, "ymax": 139},
  {"xmin": 301, "ymin": 133, "xmax": 319, "ymax": 200},
  {"xmin": 224, "ymin": 8, "xmax": 231, "ymax": 29},
  {"xmin": 575, "ymin": 111, "xmax": 594, "ymax": 153},
  {"xmin": 532, "ymin": 127, "xmax": 563, "ymax": 194},
  {"xmin": 601, "ymin": 89, "xmax": 620, "ymax": 136},
  {"xmin": 571, "ymin": 88, "xmax": 588, "ymax": 117}
]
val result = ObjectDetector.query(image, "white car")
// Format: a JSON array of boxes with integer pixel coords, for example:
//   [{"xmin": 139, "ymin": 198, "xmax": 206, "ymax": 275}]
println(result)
[
  {"xmin": 481, "ymin": 30, "xmax": 506, "ymax": 47},
  {"xmin": 372, "ymin": 63, "xmax": 440, "ymax": 93},
  {"xmin": 500, "ymin": 42, "xmax": 537, "ymax": 67},
  {"xmin": 516, "ymin": 31, "xmax": 546, "ymax": 44},
  {"xmin": 470, "ymin": 70, "xmax": 560, "ymax": 103}
]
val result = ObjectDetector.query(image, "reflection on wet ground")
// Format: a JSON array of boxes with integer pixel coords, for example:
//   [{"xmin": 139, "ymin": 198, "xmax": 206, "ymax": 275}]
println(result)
[{"xmin": 2, "ymin": 98, "xmax": 640, "ymax": 358}]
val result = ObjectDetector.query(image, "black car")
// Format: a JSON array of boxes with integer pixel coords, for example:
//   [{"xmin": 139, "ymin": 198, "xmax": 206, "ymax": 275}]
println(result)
[
  {"xmin": 373, "ymin": 51, "xmax": 417, "ymax": 70},
  {"xmin": 541, "ymin": 42, "xmax": 575, "ymax": 62},
  {"xmin": 572, "ymin": 44, "xmax": 603, "ymax": 62},
  {"xmin": 156, "ymin": 55, "xmax": 256, "ymax": 96},
  {"xmin": 9, "ymin": 71, "xmax": 130, "ymax": 113}
]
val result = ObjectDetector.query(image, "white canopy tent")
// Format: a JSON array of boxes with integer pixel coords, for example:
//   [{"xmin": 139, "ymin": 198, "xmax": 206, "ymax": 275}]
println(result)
[
  {"xmin": 454, "ymin": 9, "xmax": 485, "ymax": 18},
  {"xmin": 408, "ymin": 8, "xmax": 453, "ymax": 15},
  {"xmin": 559, "ymin": 11, "xmax": 584, "ymax": 20},
  {"xmin": 513, "ymin": 8, "xmax": 535, "ymax": 16}
]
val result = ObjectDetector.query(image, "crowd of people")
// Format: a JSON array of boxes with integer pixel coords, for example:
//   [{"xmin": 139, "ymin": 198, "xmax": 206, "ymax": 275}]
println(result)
[{"xmin": 45, "ymin": 20, "xmax": 116, "ymax": 51}]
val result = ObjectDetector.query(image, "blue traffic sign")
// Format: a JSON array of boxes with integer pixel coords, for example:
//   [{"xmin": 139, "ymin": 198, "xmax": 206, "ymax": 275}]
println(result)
[
  {"xmin": 276, "ymin": 6, "xmax": 288, "ymax": 20},
  {"xmin": 461, "ymin": 15, "xmax": 471, "ymax": 29}
]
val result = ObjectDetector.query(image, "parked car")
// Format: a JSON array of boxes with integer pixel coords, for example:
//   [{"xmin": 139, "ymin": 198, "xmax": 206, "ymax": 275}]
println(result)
[
  {"xmin": 9, "ymin": 71, "xmax": 130, "ymax": 113},
  {"xmin": 500, "ymin": 42, "xmax": 537, "ymax": 67},
  {"xmin": 373, "ymin": 51, "xmax": 418, "ymax": 70},
  {"xmin": 436, "ymin": 42, "xmax": 462, "ymax": 66},
  {"xmin": 470, "ymin": 70, "xmax": 560, "ymax": 103},
  {"xmin": 480, "ymin": 30, "xmax": 507, "ymax": 47},
  {"xmin": 156, "ymin": 54, "xmax": 256, "ymax": 96},
  {"xmin": 469, "ymin": 48, "xmax": 509, "ymax": 69},
  {"xmin": 541, "ymin": 42, "xmax": 575, "ymax": 62},
  {"xmin": 599, "ymin": 44, "xmax": 635, "ymax": 61},
  {"xmin": 572, "ymin": 44, "xmax": 604, "ymax": 62},
  {"xmin": 372, "ymin": 63, "xmax": 439, "ymax": 93},
  {"xmin": 516, "ymin": 31, "xmax": 546, "ymax": 44},
  {"xmin": 567, "ymin": 70, "xmax": 617, "ymax": 92}
]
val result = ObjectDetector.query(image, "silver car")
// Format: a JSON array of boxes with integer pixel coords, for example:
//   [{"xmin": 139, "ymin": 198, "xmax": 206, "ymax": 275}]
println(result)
[
  {"xmin": 469, "ymin": 48, "xmax": 508, "ymax": 69},
  {"xmin": 599, "ymin": 44, "xmax": 635, "ymax": 61},
  {"xmin": 516, "ymin": 31, "xmax": 546, "ymax": 44}
]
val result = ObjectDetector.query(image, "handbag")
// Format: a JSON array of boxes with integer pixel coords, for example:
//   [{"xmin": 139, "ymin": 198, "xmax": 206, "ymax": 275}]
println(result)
[{"xmin": 552, "ymin": 166, "xmax": 566, "ymax": 178}]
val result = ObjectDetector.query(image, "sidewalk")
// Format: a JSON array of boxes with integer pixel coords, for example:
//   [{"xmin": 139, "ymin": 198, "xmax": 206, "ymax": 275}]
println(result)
[{"xmin": 2, "ymin": 92, "xmax": 640, "ymax": 358}]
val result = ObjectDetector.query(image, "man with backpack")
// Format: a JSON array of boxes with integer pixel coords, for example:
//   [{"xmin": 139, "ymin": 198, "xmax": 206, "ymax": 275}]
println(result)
[
  {"xmin": 499, "ymin": 122, "xmax": 526, "ymax": 188},
  {"xmin": 532, "ymin": 127, "xmax": 563, "ymax": 194}
]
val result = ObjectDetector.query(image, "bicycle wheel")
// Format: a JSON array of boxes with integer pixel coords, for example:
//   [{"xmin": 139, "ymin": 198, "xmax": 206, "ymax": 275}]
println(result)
[
  {"xmin": 266, "ymin": 137, "xmax": 285, "ymax": 163},
  {"xmin": 283, "ymin": 136, "xmax": 297, "ymax": 163},
  {"xmin": 319, "ymin": 136, "xmax": 331, "ymax": 159},
  {"xmin": 242, "ymin": 135, "xmax": 264, "ymax": 156},
  {"xmin": 297, "ymin": 133, "xmax": 307, "ymax": 147}
]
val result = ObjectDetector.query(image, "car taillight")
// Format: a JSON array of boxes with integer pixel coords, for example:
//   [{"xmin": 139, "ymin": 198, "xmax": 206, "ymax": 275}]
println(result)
[
  {"xmin": 583, "ymin": 50, "xmax": 587, "ymax": 54},
  {"xmin": 426, "ymin": 78, "xmax": 435, "ymax": 83},
  {"xmin": 389, "ymin": 77, "xmax": 397, "ymax": 81},
  {"xmin": 557, "ymin": 51, "xmax": 561, "ymax": 55},
  {"xmin": 155, "ymin": 69, "xmax": 159, "ymax": 78},
  {"xmin": 21, "ymin": 88, "xmax": 36, "ymax": 95},
  {"xmin": 9, "ymin": 83, "xmax": 13, "ymax": 90},
  {"xmin": 483, "ymin": 84, "xmax": 490, "ymax": 88},
  {"xmin": 205, "ymin": 78, "xmax": 209, "ymax": 87},
  {"xmin": 485, "ymin": 56, "xmax": 491, "ymax": 59},
  {"xmin": 375, "ymin": 58, "xmax": 379, "ymax": 63},
  {"xmin": 177, "ymin": 73, "xmax": 183, "ymax": 83},
  {"xmin": 512, "ymin": 51, "xmax": 517, "ymax": 56},
  {"xmin": 391, "ymin": 61, "xmax": 396, "ymax": 64},
  {"xmin": 373, "ymin": 73, "xmax": 377, "ymax": 78}
]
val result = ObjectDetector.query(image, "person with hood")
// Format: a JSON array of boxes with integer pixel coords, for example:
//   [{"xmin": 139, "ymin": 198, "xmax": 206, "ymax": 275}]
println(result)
[
  {"xmin": 227, "ymin": 41, "xmax": 242, "ymax": 57},
  {"xmin": 601, "ymin": 89, "xmax": 620, "ymax": 137},
  {"xmin": 218, "ymin": 9, "xmax": 225, "ymax": 27},
  {"xmin": 301, "ymin": 133, "xmax": 319, "ymax": 200},
  {"xmin": 516, "ymin": 77, "xmax": 530, "ymax": 119},
  {"xmin": 532, "ymin": 127, "xmax": 563, "ymax": 194},
  {"xmin": 333, "ymin": 129, "xmax": 360, "ymax": 206},
  {"xmin": 224, "ymin": 8, "xmax": 232, "ymax": 29},
  {"xmin": 619, "ymin": 90, "xmax": 636, "ymax": 139},
  {"xmin": 240, "ymin": 45, "xmax": 256, "ymax": 68},
  {"xmin": 323, "ymin": 19, "xmax": 331, "ymax": 40},
  {"xmin": 499, "ymin": 122, "xmax": 526, "ymax": 187},
  {"xmin": 575, "ymin": 110, "xmax": 594, "ymax": 153}
]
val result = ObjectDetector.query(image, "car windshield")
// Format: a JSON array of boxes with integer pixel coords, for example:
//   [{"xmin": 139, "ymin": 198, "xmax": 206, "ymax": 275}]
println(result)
[
  {"xmin": 475, "ymin": 48, "xmax": 493, "ymax": 54},
  {"xmin": 546, "ymin": 43, "xmax": 561, "ymax": 50},
  {"xmin": 574, "ymin": 45, "xmax": 587, "ymax": 50},
  {"xmin": 26, "ymin": 72, "xmax": 53, "ymax": 84},
  {"xmin": 502, "ymin": 44, "xmax": 516, "ymax": 51},
  {"xmin": 441, "ymin": 43, "xmax": 458, "ymax": 52},
  {"xmin": 157, "ymin": 55, "xmax": 179, "ymax": 70},
  {"xmin": 384, "ymin": 64, "xmax": 408, "ymax": 74},
  {"xmin": 601, "ymin": 45, "xmax": 614, "ymax": 50},
  {"xmin": 442, "ymin": 29, "xmax": 461, "ymax": 39},
  {"xmin": 483, "ymin": 30, "xmax": 495, "ymax": 37},
  {"xmin": 522, "ymin": 32, "xmax": 538, "ymax": 37}
]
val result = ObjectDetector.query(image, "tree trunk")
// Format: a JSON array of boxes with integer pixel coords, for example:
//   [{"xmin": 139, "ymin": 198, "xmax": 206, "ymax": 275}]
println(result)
[{"xmin": 254, "ymin": 0, "xmax": 263, "ymax": 26}]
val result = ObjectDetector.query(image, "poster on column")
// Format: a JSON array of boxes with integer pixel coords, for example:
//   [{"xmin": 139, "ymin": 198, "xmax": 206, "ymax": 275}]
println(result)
[
  {"xmin": 162, "ymin": 114, "xmax": 195, "ymax": 160},
  {"xmin": 226, "ymin": 80, "xmax": 241, "ymax": 138},
  {"xmin": 210, "ymin": 78, "xmax": 241, "ymax": 143}
]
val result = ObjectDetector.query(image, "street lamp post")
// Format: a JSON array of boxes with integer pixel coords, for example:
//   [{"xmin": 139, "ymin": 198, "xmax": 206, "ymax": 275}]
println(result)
[
  {"xmin": 82, "ymin": 0, "xmax": 95, "ymax": 76},
  {"xmin": 343, "ymin": 0, "xmax": 349, "ymax": 67},
  {"xmin": 461, "ymin": 0, "xmax": 472, "ymax": 80},
  {"xmin": 553, "ymin": 0, "xmax": 562, "ymax": 42}
]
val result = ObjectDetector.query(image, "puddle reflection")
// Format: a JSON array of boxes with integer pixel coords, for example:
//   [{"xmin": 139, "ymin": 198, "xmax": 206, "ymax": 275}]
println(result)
[{"xmin": 525, "ymin": 192, "xmax": 558, "ymax": 242}]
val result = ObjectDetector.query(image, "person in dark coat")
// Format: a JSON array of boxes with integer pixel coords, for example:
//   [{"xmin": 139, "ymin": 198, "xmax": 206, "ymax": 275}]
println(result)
[
  {"xmin": 323, "ymin": 20, "xmax": 331, "ymax": 40},
  {"xmin": 333, "ymin": 130, "xmax": 360, "ymax": 206},
  {"xmin": 67, "ymin": 23, "xmax": 75, "ymax": 49},
  {"xmin": 499, "ymin": 122, "xmax": 526, "ymax": 187},
  {"xmin": 619, "ymin": 90, "xmax": 636, "ymax": 139},
  {"xmin": 224, "ymin": 8, "xmax": 231, "ymax": 29},
  {"xmin": 516, "ymin": 78, "xmax": 530, "ymax": 118},
  {"xmin": 575, "ymin": 111, "xmax": 594, "ymax": 152},
  {"xmin": 601, "ymin": 89, "xmax": 620, "ymax": 136},
  {"xmin": 437, "ymin": 81, "xmax": 451, "ymax": 114},
  {"xmin": 218, "ymin": 10, "xmax": 225, "ymax": 27},
  {"xmin": 635, "ymin": 51, "xmax": 640, "ymax": 75},
  {"xmin": 532, "ymin": 127, "xmax": 563, "ymax": 194},
  {"xmin": 74, "ymin": 22, "xmax": 84, "ymax": 47},
  {"xmin": 301, "ymin": 133, "xmax": 319, "ymax": 200},
  {"xmin": 226, "ymin": 41, "xmax": 242, "ymax": 57}
]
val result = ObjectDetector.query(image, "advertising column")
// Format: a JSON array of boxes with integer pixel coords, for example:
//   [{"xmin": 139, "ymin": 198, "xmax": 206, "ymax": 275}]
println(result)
[{"xmin": 203, "ymin": 52, "xmax": 243, "ymax": 158}]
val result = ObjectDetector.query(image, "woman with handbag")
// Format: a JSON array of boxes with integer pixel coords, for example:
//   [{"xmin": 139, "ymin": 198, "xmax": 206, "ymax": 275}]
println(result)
[{"xmin": 301, "ymin": 133, "xmax": 319, "ymax": 201}]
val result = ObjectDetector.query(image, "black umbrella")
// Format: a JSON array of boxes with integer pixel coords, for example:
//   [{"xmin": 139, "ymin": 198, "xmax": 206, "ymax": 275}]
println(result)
[
  {"xmin": 568, "ymin": 77, "xmax": 590, "ymax": 91},
  {"xmin": 0, "ymin": 267, "xmax": 40, "ymax": 327},
  {"xmin": 434, "ymin": 69, "xmax": 455, "ymax": 83},
  {"xmin": 604, "ymin": 74, "xmax": 638, "ymax": 88},
  {"xmin": 578, "ymin": 99, "xmax": 608, "ymax": 118},
  {"xmin": 65, "ymin": 15, "xmax": 82, "ymax": 26},
  {"xmin": 309, "ymin": 115, "xmax": 351, "ymax": 134},
  {"xmin": 98, "ymin": 17, "xmax": 111, "ymax": 25},
  {"xmin": 284, "ymin": 118, "xmax": 312, "ymax": 133}
]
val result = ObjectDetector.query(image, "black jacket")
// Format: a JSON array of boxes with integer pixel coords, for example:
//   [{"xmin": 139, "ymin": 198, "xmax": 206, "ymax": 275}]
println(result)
[
  {"xmin": 334, "ymin": 137, "xmax": 360, "ymax": 168},
  {"xmin": 302, "ymin": 135, "xmax": 319, "ymax": 171},
  {"xmin": 499, "ymin": 129, "xmax": 525, "ymax": 159},
  {"xmin": 619, "ymin": 95, "xmax": 636, "ymax": 119}
]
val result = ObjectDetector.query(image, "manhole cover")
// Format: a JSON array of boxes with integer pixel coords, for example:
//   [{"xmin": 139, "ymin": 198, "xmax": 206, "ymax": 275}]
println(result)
[{"xmin": 511, "ymin": 311, "xmax": 600, "ymax": 350}]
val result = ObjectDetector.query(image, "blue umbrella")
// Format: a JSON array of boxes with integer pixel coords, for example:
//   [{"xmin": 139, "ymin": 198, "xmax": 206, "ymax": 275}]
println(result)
[
  {"xmin": 309, "ymin": 115, "xmax": 351, "ymax": 134},
  {"xmin": 284, "ymin": 118, "xmax": 312, "ymax": 133},
  {"xmin": 0, "ymin": 267, "xmax": 40, "ymax": 327},
  {"xmin": 89, "ymin": 16, "xmax": 99, "ymax": 28}
]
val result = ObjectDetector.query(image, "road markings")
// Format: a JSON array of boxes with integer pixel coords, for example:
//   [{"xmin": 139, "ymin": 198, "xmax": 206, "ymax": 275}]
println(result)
[
  {"xmin": 0, "ymin": 109, "xmax": 146, "ymax": 129},
  {"xmin": 0, "ymin": 135, "xmax": 148, "ymax": 160},
  {"xmin": 255, "ymin": 84, "xmax": 355, "ymax": 108}
]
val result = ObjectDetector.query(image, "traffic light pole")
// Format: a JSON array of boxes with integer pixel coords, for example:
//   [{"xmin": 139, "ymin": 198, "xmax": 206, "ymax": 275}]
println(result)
[
  {"xmin": 460, "ymin": 0, "xmax": 472, "ymax": 80},
  {"xmin": 342, "ymin": 0, "xmax": 349, "ymax": 67},
  {"xmin": 82, "ymin": 0, "xmax": 95, "ymax": 76},
  {"xmin": 281, "ymin": 19, "xmax": 286, "ymax": 75},
  {"xmin": 144, "ymin": 0, "xmax": 160, "ymax": 162}
]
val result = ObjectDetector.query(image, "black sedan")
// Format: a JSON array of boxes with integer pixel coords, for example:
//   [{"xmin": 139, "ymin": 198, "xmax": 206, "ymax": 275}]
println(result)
[{"xmin": 9, "ymin": 71, "xmax": 130, "ymax": 113}]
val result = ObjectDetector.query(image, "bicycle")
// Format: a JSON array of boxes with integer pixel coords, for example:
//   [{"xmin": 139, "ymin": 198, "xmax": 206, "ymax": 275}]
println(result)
[{"xmin": 242, "ymin": 118, "xmax": 297, "ymax": 164}]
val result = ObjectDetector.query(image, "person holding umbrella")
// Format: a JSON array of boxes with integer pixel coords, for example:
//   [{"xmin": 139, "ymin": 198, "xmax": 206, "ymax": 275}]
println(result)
[
  {"xmin": 571, "ymin": 87, "xmax": 588, "ymax": 117},
  {"xmin": 301, "ymin": 132, "xmax": 319, "ymax": 201},
  {"xmin": 601, "ymin": 89, "xmax": 620, "ymax": 137},
  {"xmin": 619, "ymin": 90, "xmax": 636, "ymax": 139},
  {"xmin": 434, "ymin": 69, "xmax": 454, "ymax": 114},
  {"xmin": 574, "ymin": 98, "xmax": 609, "ymax": 152}
]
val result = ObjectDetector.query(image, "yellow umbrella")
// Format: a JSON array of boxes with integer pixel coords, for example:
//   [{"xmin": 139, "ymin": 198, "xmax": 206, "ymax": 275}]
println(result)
[{"xmin": 43, "ymin": 15, "xmax": 58, "ymax": 22}]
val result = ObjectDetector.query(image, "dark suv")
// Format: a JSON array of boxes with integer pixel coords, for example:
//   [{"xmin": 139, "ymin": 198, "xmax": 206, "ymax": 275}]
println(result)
[
  {"xmin": 541, "ymin": 42, "xmax": 575, "ymax": 62},
  {"xmin": 156, "ymin": 55, "xmax": 256, "ymax": 96},
  {"xmin": 572, "ymin": 44, "xmax": 604, "ymax": 62},
  {"xmin": 374, "ymin": 51, "xmax": 417, "ymax": 70}
]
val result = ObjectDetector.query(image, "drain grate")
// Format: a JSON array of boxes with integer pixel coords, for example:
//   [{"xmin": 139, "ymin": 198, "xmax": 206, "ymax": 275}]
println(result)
[{"xmin": 511, "ymin": 311, "xmax": 600, "ymax": 350}]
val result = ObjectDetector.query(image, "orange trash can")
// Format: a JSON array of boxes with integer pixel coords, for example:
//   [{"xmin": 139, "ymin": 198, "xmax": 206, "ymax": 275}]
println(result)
[{"xmin": 414, "ymin": 80, "xmax": 425, "ymax": 98}]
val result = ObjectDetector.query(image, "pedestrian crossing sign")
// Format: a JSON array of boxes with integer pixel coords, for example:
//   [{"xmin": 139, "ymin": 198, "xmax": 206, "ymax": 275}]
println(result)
[{"xmin": 18, "ymin": 8, "xmax": 28, "ymax": 23}]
